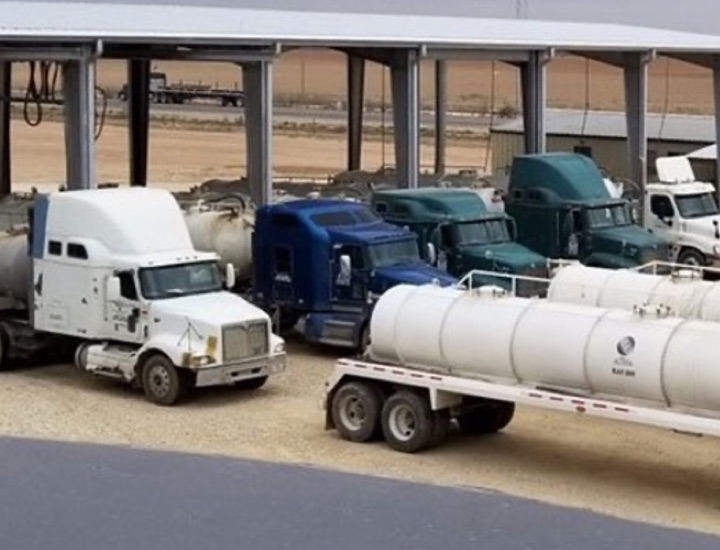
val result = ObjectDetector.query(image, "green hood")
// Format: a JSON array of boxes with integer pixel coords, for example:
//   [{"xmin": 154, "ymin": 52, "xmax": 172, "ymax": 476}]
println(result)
[
  {"xmin": 589, "ymin": 226, "xmax": 668, "ymax": 264},
  {"xmin": 459, "ymin": 242, "xmax": 547, "ymax": 274}
]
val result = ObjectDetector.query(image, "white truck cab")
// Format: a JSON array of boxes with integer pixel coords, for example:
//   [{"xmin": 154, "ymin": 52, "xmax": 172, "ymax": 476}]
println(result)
[
  {"xmin": 4, "ymin": 187, "xmax": 286, "ymax": 405},
  {"xmin": 645, "ymin": 156, "xmax": 720, "ymax": 266}
]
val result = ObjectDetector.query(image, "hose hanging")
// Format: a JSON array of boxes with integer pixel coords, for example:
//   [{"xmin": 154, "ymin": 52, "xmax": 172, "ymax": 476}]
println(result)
[
  {"xmin": 579, "ymin": 57, "xmax": 590, "ymax": 143},
  {"xmin": 658, "ymin": 57, "xmax": 670, "ymax": 141},
  {"xmin": 23, "ymin": 61, "xmax": 43, "ymax": 127},
  {"xmin": 483, "ymin": 60, "xmax": 497, "ymax": 173}
]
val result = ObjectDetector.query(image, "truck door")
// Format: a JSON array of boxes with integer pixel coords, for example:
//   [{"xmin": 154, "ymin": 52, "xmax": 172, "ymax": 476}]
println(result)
[
  {"xmin": 107, "ymin": 270, "xmax": 145, "ymax": 343},
  {"xmin": 331, "ymin": 245, "xmax": 366, "ymax": 305},
  {"xmin": 648, "ymin": 194, "xmax": 677, "ymax": 243},
  {"xmin": 271, "ymin": 245, "xmax": 295, "ymax": 304}
]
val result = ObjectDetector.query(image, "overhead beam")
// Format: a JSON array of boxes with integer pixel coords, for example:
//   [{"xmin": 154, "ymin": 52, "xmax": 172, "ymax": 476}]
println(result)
[
  {"xmin": 127, "ymin": 59, "xmax": 150, "ymax": 187},
  {"xmin": 434, "ymin": 59, "xmax": 448, "ymax": 174},
  {"xmin": 0, "ymin": 46, "xmax": 96, "ymax": 62},
  {"xmin": 390, "ymin": 49, "xmax": 421, "ymax": 189},
  {"xmin": 103, "ymin": 45, "xmax": 279, "ymax": 63},
  {"xmin": 347, "ymin": 55, "xmax": 365, "ymax": 171},
  {"xmin": 63, "ymin": 57, "xmax": 97, "ymax": 190},
  {"xmin": 243, "ymin": 61, "xmax": 274, "ymax": 207},
  {"xmin": 424, "ymin": 48, "xmax": 530, "ymax": 62},
  {"xmin": 0, "ymin": 62, "xmax": 10, "ymax": 197}
]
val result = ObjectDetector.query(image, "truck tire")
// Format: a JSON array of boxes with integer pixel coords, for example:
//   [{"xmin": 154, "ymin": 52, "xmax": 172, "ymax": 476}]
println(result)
[
  {"xmin": 141, "ymin": 354, "xmax": 188, "ymax": 406},
  {"xmin": 457, "ymin": 401, "xmax": 515, "ymax": 435},
  {"xmin": 235, "ymin": 375, "xmax": 268, "ymax": 390},
  {"xmin": 381, "ymin": 390, "xmax": 435, "ymax": 453},
  {"xmin": 431, "ymin": 409, "xmax": 451, "ymax": 447},
  {"xmin": 678, "ymin": 248, "xmax": 706, "ymax": 267},
  {"xmin": 331, "ymin": 381, "xmax": 383, "ymax": 443}
]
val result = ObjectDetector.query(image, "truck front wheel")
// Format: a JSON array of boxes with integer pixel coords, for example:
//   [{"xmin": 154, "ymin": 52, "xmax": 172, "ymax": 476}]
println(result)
[
  {"xmin": 678, "ymin": 248, "xmax": 706, "ymax": 267},
  {"xmin": 141, "ymin": 354, "xmax": 188, "ymax": 406},
  {"xmin": 331, "ymin": 381, "xmax": 383, "ymax": 443},
  {"xmin": 381, "ymin": 390, "xmax": 436, "ymax": 453},
  {"xmin": 457, "ymin": 400, "xmax": 515, "ymax": 435}
]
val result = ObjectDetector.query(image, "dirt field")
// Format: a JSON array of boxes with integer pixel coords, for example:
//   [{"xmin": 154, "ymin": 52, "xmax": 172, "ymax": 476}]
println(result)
[
  {"xmin": 8, "ymin": 118, "xmax": 486, "ymax": 188},
  {"xmin": 9, "ymin": 51, "xmax": 716, "ymax": 114}
]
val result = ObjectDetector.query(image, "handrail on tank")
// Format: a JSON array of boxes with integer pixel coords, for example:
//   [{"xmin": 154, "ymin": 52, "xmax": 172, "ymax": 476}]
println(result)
[
  {"xmin": 632, "ymin": 260, "xmax": 720, "ymax": 278},
  {"xmin": 456, "ymin": 269, "xmax": 551, "ymax": 297}
]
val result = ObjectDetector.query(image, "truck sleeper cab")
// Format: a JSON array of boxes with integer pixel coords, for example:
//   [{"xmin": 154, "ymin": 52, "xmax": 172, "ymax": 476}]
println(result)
[
  {"xmin": 252, "ymin": 199, "xmax": 456, "ymax": 350},
  {"xmin": 0, "ymin": 188, "xmax": 285, "ymax": 406},
  {"xmin": 506, "ymin": 153, "xmax": 668, "ymax": 268},
  {"xmin": 370, "ymin": 188, "xmax": 548, "ymax": 294}
]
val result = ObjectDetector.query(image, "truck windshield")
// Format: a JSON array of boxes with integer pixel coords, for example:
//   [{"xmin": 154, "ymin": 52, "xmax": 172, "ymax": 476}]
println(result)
[
  {"xmin": 676, "ymin": 193, "xmax": 719, "ymax": 219},
  {"xmin": 367, "ymin": 239, "xmax": 420, "ymax": 268},
  {"xmin": 455, "ymin": 219, "xmax": 510, "ymax": 246},
  {"xmin": 585, "ymin": 204, "xmax": 632, "ymax": 229},
  {"xmin": 139, "ymin": 261, "xmax": 222, "ymax": 300}
]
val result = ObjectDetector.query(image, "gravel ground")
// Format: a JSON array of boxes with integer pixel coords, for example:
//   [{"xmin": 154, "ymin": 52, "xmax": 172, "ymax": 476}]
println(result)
[{"xmin": 1, "ymin": 335, "xmax": 720, "ymax": 536}]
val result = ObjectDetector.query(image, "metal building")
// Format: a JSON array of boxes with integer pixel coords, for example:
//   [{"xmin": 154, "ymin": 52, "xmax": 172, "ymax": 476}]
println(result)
[{"xmin": 490, "ymin": 109, "xmax": 717, "ymax": 181}]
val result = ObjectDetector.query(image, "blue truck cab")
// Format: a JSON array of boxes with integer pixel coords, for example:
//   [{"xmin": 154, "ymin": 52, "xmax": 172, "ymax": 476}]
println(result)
[{"xmin": 252, "ymin": 199, "xmax": 456, "ymax": 349}]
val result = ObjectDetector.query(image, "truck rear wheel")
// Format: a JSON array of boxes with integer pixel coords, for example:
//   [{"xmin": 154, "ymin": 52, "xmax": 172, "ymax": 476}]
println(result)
[
  {"xmin": 141, "ymin": 354, "xmax": 188, "ymax": 406},
  {"xmin": 235, "ymin": 375, "xmax": 268, "ymax": 391},
  {"xmin": 381, "ymin": 390, "xmax": 435, "ymax": 453},
  {"xmin": 457, "ymin": 401, "xmax": 515, "ymax": 435},
  {"xmin": 331, "ymin": 381, "xmax": 383, "ymax": 443}
]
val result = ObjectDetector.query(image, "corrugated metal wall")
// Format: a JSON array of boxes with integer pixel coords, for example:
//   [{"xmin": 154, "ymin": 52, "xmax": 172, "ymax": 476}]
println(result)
[{"xmin": 490, "ymin": 131, "xmax": 711, "ymax": 181}]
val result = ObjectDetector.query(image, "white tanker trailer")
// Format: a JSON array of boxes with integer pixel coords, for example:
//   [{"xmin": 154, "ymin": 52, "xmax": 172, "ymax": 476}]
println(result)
[{"xmin": 324, "ymin": 283, "xmax": 720, "ymax": 454}]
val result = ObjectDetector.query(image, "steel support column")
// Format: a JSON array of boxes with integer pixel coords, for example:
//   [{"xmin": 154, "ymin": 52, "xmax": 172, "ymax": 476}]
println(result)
[
  {"xmin": 0, "ymin": 62, "xmax": 11, "ymax": 196},
  {"xmin": 347, "ymin": 55, "xmax": 365, "ymax": 172},
  {"xmin": 390, "ymin": 50, "xmax": 420, "ymax": 188},
  {"xmin": 127, "ymin": 59, "xmax": 150, "ymax": 186},
  {"xmin": 243, "ymin": 61, "xmax": 273, "ymax": 207},
  {"xmin": 713, "ymin": 58, "xmax": 720, "ymax": 200},
  {"xmin": 63, "ymin": 58, "xmax": 96, "ymax": 189},
  {"xmin": 623, "ymin": 51, "xmax": 652, "ymax": 221},
  {"xmin": 520, "ymin": 51, "xmax": 548, "ymax": 154},
  {"xmin": 434, "ymin": 60, "xmax": 448, "ymax": 175}
]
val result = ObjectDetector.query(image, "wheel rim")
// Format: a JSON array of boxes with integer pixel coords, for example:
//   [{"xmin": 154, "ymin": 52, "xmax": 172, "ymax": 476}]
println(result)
[
  {"xmin": 388, "ymin": 404, "xmax": 417, "ymax": 442},
  {"xmin": 338, "ymin": 394, "xmax": 367, "ymax": 432},
  {"xmin": 682, "ymin": 255, "xmax": 701, "ymax": 266},
  {"xmin": 147, "ymin": 364, "xmax": 171, "ymax": 397}
]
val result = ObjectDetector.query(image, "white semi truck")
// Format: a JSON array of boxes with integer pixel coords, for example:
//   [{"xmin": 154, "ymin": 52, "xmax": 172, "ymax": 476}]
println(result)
[
  {"xmin": 0, "ymin": 187, "xmax": 286, "ymax": 405},
  {"xmin": 324, "ymin": 282, "xmax": 720, "ymax": 453}
]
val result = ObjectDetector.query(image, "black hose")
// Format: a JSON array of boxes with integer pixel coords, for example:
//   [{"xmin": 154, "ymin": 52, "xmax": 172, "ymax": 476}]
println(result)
[
  {"xmin": 23, "ymin": 61, "xmax": 42, "ymax": 127},
  {"xmin": 203, "ymin": 193, "xmax": 247, "ymax": 211},
  {"xmin": 94, "ymin": 85, "xmax": 107, "ymax": 140}
]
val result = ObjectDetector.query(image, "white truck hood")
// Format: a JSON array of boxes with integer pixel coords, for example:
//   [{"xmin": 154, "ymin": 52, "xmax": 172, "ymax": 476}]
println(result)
[
  {"xmin": 149, "ymin": 291, "xmax": 268, "ymax": 325},
  {"xmin": 684, "ymin": 216, "xmax": 720, "ymax": 241}
]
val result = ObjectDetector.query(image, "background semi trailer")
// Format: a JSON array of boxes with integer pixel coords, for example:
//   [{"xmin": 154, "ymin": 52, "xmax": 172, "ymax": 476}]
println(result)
[
  {"xmin": 118, "ymin": 71, "xmax": 245, "ymax": 107},
  {"xmin": 325, "ymin": 282, "xmax": 720, "ymax": 454},
  {"xmin": 0, "ymin": 187, "xmax": 286, "ymax": 405}
]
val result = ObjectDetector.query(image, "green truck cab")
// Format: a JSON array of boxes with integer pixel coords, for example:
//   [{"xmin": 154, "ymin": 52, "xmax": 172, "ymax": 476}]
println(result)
[
  {"xmin": 505, "ymin": 153, "xmax": 669, "ymax": 268},
  {"xmin": 370, "ymin": 188, "xmax": 548, "ymax": 282}
]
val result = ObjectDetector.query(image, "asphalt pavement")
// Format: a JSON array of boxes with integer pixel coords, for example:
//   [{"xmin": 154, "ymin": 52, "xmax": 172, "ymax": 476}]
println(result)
[{"xmin": 0, "ymin": 436, "xmax": 717, "ymax": 550}]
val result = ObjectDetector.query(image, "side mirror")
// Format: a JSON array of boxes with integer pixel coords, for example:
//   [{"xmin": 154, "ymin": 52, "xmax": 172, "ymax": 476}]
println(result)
[
  {"xmin": 507, "ymin": 218, "xmax": 518, "ymax": 241},
  {"xmin": 106, "ymin": 276, "xmax": 121, "ymax": 301},
  {"xmin": 225, "ymin": 263, "xmax": 236, "ymax": 290},
  {"xmin": 340, "ymin": 254, "xmax": 352, "ymax": 277},
  {"xmin": 427, "ymin": 242, "xmax": 437, "ymax": 265}
]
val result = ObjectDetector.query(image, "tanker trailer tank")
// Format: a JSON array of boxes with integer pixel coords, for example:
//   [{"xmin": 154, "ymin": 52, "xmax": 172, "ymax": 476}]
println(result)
[
  {"xmin": 368, "ymin": 283, "xmax": 720, "ymax": 417},
  {"xmin": 546, "ymin": 263, "xmax": 720, "ymax": 322},
  {"xmin": 0, "ymin": 231, "xmax": 31, "ymax": 307},
  {"xmin": 183, "ymin": 199, "xmax": 254, "ymax": 285}
]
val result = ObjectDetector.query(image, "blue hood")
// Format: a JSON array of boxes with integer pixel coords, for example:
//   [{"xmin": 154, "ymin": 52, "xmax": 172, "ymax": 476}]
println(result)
[{"xmin": 371, "ymin": 263, "xmax": 456, "ymax": 292}]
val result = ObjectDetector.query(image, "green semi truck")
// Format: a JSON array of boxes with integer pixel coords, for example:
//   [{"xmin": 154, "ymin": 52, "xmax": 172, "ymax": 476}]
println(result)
[
  {"xmin": 369, "ymin": 188, "xmax": 548, "ymax": 286},
  {"xmin": 505, "ymin": 153, "xmax": 669, "ymax": 268}
]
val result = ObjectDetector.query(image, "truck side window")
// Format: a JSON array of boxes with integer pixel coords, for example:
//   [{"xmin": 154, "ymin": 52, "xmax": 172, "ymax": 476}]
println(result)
[
  {"xmin": 48, "ymin": 241, "xmax": 62, "ymax": 256},
  {"xmin": 117, "ymin": 271, "xmax": 138, "ymax": 301},
  {"xmin": 67, "ymin": 243, "xmax": 88, "ymax": 260},
  {"xmin": 440, "ymin": 225, "xmax": 453, "ymax": 248},
  {"xmin": 336, "ymin": 245, "xmax": 364, "ymax": 270},
  {"xmin": 651, "ymin": 195, "xmax": 674, "ymax": 219},
  {"xmin": 274, "ymin": 247, "xmax": 292, "ymax": 275}
]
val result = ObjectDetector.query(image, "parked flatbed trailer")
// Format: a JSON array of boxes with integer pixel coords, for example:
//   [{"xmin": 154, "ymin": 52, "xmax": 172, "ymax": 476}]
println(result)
[{"xmin": 118, "ymin": 71, "xmax": 245, "ymax": 107}]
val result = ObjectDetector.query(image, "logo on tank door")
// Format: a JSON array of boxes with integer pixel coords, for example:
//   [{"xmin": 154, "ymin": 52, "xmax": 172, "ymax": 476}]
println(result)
[{"xmin": 612, "ymin": 335, "xmax": 637, "ymax": 377}]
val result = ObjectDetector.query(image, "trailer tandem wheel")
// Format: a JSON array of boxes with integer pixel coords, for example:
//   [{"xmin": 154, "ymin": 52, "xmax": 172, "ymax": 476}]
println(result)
[
  {"xmin": 381, "ymin": 390, "xmax": 437, "ymax": 453},
  {"xmin": 331, "ymin": 380, "xmax": 384, "ymax": 443}
]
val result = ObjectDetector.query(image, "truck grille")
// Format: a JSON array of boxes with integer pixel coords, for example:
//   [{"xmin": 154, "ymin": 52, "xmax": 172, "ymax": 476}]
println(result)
[{"xmin": 222, "ymin": 321, "xmax": 269, "ymax": 362}]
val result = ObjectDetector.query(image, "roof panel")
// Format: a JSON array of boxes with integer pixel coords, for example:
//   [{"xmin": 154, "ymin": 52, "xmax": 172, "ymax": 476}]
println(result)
[
  {"xmin": 492, "ymin": 109, "xmax": 717, "ymax": 143},
  {"xmin": 1, "ymin": 2, "xmax": 720, "ymax": 51}
]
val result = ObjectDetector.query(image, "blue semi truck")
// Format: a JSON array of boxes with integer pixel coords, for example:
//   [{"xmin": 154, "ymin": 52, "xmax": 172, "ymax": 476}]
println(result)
[{"xmin": 251, "ymin": 199, "xmax": 456, "ymax": 350}]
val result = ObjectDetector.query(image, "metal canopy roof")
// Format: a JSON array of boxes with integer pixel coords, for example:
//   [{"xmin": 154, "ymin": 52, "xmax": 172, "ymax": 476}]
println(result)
[{"xmin": 2, "ymin": 2, "xmax": 720, "ymax": 53}]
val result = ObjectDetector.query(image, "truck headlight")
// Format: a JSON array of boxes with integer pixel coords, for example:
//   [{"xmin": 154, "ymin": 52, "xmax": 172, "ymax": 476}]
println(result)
[
  {"xmin": 188, "ymin": 354, "xmax": 216, "ymax": 367},
  {"xmin": 274, "ymin": 342, "xmax": 286, "ymax": 354},
  {"xmin": 713, "ymin": 245, "xmax": 720, "ymax": 257}
]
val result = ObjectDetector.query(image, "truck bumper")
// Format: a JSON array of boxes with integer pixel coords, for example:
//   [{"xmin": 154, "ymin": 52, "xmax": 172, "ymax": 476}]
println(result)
[{"xmin": 194, "ymin": 355, "xmax": 286, "ymax": 388}]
